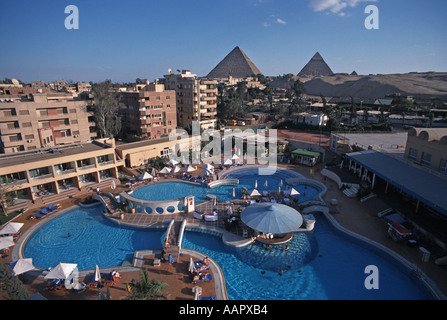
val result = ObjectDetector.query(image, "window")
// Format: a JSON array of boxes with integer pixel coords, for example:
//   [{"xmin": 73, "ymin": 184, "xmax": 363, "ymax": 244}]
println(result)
[
  {"xmin": 408, "ymin": 148, "xmax": 418, "ymax": 161},
  {"xmin": 421, "ymin": 152, "xmax": 432, "ymax": 167},
  {"xmin": 440, "ymin": 159, "xmax": 447, "ymax": 174}
]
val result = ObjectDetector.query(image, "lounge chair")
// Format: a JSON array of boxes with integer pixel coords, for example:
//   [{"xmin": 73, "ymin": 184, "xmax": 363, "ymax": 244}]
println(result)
[
  {"xmin": 193, "ymin": 274, "xmax": 213, "ymax": 283},
  {"xmin": 48, "ymin": 204, "xmax": 60, "ymax": 211},
  {"xmin": 46, "ymin": 279, "xmax": 63, "ymax": 291},
  {"xmin": 40, "ymin": 208, "xmax": 51, "ymax": 215},
  {"xmin": 194, "ymin": 261, "xmax": 209, "ymax": 272},
  {"xmin": 103, "ymin": 272, "xmax": 116, "ymax": 286},
  {"xmin": 87, "ymin": 277, "xmax": 102, "ymax": 288},
  {"xmin": 29, "ymin": 213, "xmax": 46, "ymax": 220}
]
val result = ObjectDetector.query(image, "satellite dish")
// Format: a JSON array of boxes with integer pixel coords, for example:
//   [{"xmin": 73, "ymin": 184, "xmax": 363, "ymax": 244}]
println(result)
[
  {"xmin": 168, "ymin": 68, "xmax": 172, "ymax": 74},
  {"xmin": 11, "ymin": 78, "xmax": 20, "ymax": 86}
]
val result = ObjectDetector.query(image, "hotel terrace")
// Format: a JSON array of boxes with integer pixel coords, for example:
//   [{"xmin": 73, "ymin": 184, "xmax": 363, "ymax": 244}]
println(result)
[{"xmin": 0, "ymin": 136, "xmax": 194, "ymax": 214}]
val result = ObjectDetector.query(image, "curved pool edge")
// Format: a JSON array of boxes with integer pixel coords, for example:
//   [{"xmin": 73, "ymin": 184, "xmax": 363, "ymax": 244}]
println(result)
[
  {"xmin": 12, "ymin": 205, "xmax": 78, "ymax": 267},
  {"xmin": 180, "ymin": 248, "xmax": 228, "ymax": 300},
  {"xmin": 319, "ymin": 208, "xmax": 446, "ymax": 300}
]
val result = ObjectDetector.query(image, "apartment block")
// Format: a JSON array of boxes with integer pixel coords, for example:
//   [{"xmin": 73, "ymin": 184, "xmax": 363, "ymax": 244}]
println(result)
[
  {"xmin": 120, "ymin": 82, "xmax": 177, "ymax": 140},
  {"xmin": 0, "ymin": 92, "xmax": 96, "ymax": 153},
  {"xmin": 164, "ymin": 70, "xmax": 217, "ymax": 130}
]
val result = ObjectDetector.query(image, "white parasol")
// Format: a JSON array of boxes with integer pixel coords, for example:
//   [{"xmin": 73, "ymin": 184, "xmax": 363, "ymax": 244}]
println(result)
[
  {"xmin": 0, "ymin": 222, "xmax": 23, "ymax": 235},
  {"xmin": 94, "ymin": 264, "xmax": 101, "ymax": 282},
  {"xmin": 159, "ymin": 167, "xmax": 171, "ymax": 174},
  {"xmin": 12, "ymin": 258, "xmax": 35, "ymax": 276},
  {"xmin": 140, "ymin": 172, "xmax": 153, "ymax": 180},
  {"xmin": 45, "ymin": 262, "xmax": 77, "ymax": 280},
  {"xmin": 167, "ymin": 159, "xmax": 179, "ymax": 166},
  {"xmin": 0, "ymin": 236, "xmax": 14, "ymax": 250}
]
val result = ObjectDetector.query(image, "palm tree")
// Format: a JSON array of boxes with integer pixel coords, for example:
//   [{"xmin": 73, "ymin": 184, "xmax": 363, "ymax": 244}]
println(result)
[{"xmin": 125, "ymin": 268, "xmax": 167, "ymax": 300}]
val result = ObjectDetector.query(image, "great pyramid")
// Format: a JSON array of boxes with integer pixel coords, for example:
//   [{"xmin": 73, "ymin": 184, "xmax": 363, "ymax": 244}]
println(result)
[
  {"xmin": 206, "ymin": 46, "xmax": 262, "ymax": 79},
  {"xmin": 298, "ymin": 52, "xmax": 333, "ymax": 77}
]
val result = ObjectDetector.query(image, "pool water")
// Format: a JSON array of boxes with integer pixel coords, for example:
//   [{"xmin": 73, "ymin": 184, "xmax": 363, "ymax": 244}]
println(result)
[
  {"xmin": 131, "ymin": 171, "xmax": 321, "ymax": 204},
  {"xmin": 24, "ymin": 205, "xmax": 166, "ymax": 271},
  {"xmin": 182, "ymin": 214, "xmax": 434, "ymax": 300},
  {"xmin": 24, "ymin": 206, "xmax": 433, "ymax": 299}
]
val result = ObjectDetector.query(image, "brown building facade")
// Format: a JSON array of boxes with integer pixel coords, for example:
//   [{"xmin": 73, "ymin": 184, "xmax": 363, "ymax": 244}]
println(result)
[
  {"xmin": 164, "ymin": 70, "xmax": 217, "ymax": 130},
  {"xmin": 120, "ymin": 82, "xmax": 177, "ymax": 140},
  {"xmin": 0, "ymin": 93, "xmax": 96, "ymax": 154}
]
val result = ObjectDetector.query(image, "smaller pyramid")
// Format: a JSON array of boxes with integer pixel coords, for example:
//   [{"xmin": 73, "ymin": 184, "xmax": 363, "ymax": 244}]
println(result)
[
  {"xmin": 298, "ymin": 52, "xmax": 333, "ymax": 77},
  {"xmin": 350, "ymin": 70, "xmax": 358, "ymax": 76},
  {"xmin": 206, "ymin": 46, "xmax": 262, "ymax": 79}
]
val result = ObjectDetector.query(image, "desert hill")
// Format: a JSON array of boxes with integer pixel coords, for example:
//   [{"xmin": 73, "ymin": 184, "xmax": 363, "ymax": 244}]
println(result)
[{"xmin": 270, "ymin": 72, "xmax": 447, "ymax": 100}]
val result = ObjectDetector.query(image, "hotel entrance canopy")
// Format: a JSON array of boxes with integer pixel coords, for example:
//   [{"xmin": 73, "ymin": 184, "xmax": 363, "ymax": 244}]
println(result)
[{"xmin": 346, "ymin": 150, "xmax": 447, "ymax": 217}]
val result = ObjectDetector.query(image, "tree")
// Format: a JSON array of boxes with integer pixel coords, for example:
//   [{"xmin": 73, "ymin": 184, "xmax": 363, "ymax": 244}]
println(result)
[
  {"xmin": 90, "ymin": 80, "xmax": 123, "ymax": 138},
  {"xmin": 0, "ymin": 262, "xmax": 29, "ymax": 300},
  {"xmin": 125, "ymin": 268, "xmax": 167, "ymax": 300},
  {"xmin": 0, "ymin": 186, "xmax": 13, "ymax": 216}
]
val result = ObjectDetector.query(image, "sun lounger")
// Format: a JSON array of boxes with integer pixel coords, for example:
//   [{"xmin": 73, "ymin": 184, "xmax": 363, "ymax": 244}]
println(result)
[
  {"xmin": 46, "ymin": 279, "xmax": 63, "ymax": 291},
  {"xmin": 40, "ymin": 208, "xmax": 51, "ymax": 215},
  {"xmin": 193, "ymin": 274, "xmax": 213, "ymax": 283},
  {"xmin": 29, "ymin": 213, "xmax": 46, "ymax": 220},
  {"xmin": 87, "ymin": 276, "xmax": 103, "ymax": 288},
  {"xmin": 194, "ymin": 261, "xmax": 209, "ymax": 272},
  {"xmin": 103, "ymin": 272, "xmax": 116, "ymax": 286},
  {"xmin": 48, "ymin": 204, "xmax": 60, "ymax": 211}
]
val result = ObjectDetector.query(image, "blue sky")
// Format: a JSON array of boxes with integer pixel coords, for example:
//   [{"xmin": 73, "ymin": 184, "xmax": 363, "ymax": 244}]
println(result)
[{"xmin": 1, "ymin": 0, "xmax": 446, "ymax": 83}]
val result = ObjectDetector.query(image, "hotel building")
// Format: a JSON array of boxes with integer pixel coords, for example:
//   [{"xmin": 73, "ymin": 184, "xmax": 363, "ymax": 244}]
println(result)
[
  {"xmin": 0, "ymin": 136, "xmax": 193, "ymax": 214},
  {"xmin": 0, "ymin": 92, "xmax": 96, "ymax": 154},
  {"xmin": 404, "ymin": 127, "xmax": 447, "ymax": 175},
  {"xmin": 119, "ymin": 82, "xmax": 177, "ymax": 140},
  {"xmin": 163, "ymin": 70, "xmax": 218, "ymax": 130}
]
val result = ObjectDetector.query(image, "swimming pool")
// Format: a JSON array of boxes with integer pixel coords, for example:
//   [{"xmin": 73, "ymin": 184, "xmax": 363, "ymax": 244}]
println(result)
[
  {"xmin": 183, "ymin": 214, "xmax": 434, "ymax": 300},
  {"xmin": 23, "ymin": 205, "xmax": 435, "ymax": 299},
  {"xmin": 131, "ymin": 166, "xmax": 322, "ymax": 204},
  {"xmin": 23, "ymin": 205, "xmax": 166, "ymax": 271}
]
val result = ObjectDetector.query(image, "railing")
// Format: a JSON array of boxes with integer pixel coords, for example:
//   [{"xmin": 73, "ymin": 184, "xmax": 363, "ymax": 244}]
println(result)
[
  {"xmin": 56, "ymin": 168, "xmax": 76, "ymax": 176},
  {"xmin": 98, "ymin": 160, "xmax": 114, "ymax": 166},
  {"xmin": 0, "ymin": 178, "xmax": 28, "ymax": 187},
  {"xmin": 30, "ymin": 173, "xmax": 53, "ymax": 181},
  {"xmin": 77, "ymin": 163, "xmax": 96, "ymax": 171}
]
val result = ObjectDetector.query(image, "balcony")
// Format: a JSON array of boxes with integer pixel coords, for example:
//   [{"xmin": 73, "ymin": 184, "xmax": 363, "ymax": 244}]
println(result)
[
  {"xmin": 30, "ymin": 173, "xmax": 54, "ymax": 181},
  {"xmin": 55, "ymin": 168, "xmax": 76, "ymax": 176},
  {"xmin": 0, "ymin": 178, "xmax": 28, "ymax": 187},
  {"xmin": 98, "ymin": 159, "xmax": 114, "ymax": 167},
  {"xmin": 77, "ymin": 163, "xmax": 96, "ymax": 171}
]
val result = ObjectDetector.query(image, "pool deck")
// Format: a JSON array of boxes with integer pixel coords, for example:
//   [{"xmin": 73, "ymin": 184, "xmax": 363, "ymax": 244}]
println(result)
[{"xmin": 2, "ymin": 162, "xmax": 447, "ymax": 300}]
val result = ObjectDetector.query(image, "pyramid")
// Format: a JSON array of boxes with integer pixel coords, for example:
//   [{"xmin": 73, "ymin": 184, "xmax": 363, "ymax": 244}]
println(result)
[
  {"xmin": 298, "ymin": 52, "xmax": 333, "ymax": 77},
  {"xmin": 206, "ymin": 46, "xmax": 262, "ymax": 79}
]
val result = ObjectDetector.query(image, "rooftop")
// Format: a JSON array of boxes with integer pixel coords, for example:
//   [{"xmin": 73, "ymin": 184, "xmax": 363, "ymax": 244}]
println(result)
[
  {"xmin": 346, "ymin": 150, "xmax": 447, "ymax": 217},
  {"xmin": 0, "ymin": 142, "xmax": 112, "ymax": 169}
]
